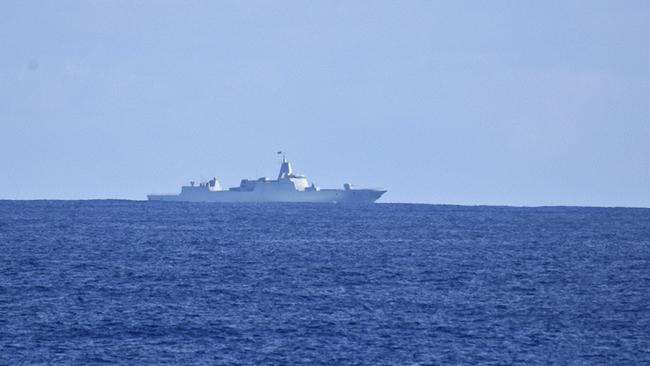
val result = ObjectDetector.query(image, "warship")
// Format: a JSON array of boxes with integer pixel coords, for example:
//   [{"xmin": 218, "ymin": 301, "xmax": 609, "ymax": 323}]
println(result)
[{"xmin": 147, "ymin": 154, "xmax": 386, "ymax": 203}]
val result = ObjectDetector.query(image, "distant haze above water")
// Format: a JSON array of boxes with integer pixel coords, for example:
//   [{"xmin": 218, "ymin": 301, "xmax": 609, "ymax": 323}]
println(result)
[{"xmin": 1, "ymin": 1, "xmax": 649, "ymax": 206}]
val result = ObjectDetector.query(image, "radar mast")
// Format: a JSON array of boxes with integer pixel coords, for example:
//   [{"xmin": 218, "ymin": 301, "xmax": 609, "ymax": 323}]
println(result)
[{"xmin": 276, "ymin": 151, "xmax": 292, "ymax": 180}]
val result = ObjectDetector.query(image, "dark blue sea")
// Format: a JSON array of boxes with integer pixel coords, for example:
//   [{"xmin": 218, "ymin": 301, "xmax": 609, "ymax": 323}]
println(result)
[{"xmin": 1, "ymin": 201, "xmax": 649, "ymax": 365}]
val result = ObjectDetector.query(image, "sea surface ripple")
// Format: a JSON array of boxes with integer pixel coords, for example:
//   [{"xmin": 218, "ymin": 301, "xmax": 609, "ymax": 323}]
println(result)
[{"xmin": 1, "ymin": 201, "xmax": 649, "ymax": 365}]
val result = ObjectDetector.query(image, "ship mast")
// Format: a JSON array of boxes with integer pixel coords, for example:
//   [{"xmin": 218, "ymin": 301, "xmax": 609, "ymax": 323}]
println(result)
[{"xmin": 276, "ymin": 151, "xmax": 292, "ymax": 180}]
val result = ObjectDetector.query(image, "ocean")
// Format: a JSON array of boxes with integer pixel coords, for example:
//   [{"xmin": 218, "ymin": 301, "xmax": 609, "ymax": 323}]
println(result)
[{"xmin": 1, "ymin": 201, "xmax": 649, "ymax": 365}]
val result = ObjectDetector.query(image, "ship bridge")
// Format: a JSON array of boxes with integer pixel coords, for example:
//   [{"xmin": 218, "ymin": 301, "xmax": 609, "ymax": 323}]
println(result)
[{"xmin": 277, "ymin": 157, "xmax": 309, "ymax": 190}]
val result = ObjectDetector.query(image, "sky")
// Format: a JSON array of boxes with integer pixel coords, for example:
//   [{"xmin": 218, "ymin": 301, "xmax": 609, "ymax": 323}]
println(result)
[{"xmin": 1, "ymin": 1, "xmax": 649, "ymax": 206}]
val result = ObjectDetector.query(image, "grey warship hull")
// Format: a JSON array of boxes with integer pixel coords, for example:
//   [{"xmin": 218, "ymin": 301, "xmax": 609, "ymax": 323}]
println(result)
[
  {"xmin": 147, "ymin": 188, "xmax": 385, "ymax": 203},
  {"xmin": 147, "ymin": 155, "xmax": 386, "ymax": 203}
]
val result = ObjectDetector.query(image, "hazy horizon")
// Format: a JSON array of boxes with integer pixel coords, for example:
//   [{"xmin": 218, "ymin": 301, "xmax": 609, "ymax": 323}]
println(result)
[{"xmin": 2, "ymin": 1, "xmax": 649, "ymax": 206}]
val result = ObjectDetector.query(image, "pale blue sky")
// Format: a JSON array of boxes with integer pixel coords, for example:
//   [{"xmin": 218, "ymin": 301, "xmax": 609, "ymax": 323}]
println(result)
[{"xmin": 1, "ymin": 1, "xmax": 649, "ymax": 206}]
